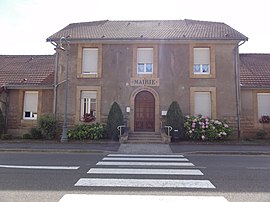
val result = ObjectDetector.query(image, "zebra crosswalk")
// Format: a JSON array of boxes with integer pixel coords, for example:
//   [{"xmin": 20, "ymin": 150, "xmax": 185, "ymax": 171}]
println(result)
[
  {"xmin": 75, "ymin": 153, "xmax": 214, "ymax": 188},
  {"xmin": 59, "ymin": 154, "xmax": 229, "ymax": 202}
]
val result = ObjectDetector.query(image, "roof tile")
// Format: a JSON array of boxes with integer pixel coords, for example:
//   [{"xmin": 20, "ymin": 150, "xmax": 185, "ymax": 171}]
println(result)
[
  {"xmin": 0, "ymin": 55, "xmax": 55, "ymax": 88},
  {"xmin": 240, "ymin": 54, "xmax": 270, "ymax": 88},
  {"xmin": 47, "ymin": 19, "xmax": 247, "ymax": 41}
]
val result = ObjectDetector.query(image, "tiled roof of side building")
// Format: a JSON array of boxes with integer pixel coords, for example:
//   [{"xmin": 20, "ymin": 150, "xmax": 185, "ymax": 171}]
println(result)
[
  {"xmin": 0, "ymin": 55, "xmax": 55, "ymax": 88},
  {"xmin": 240, "ymin": 54, "xmax": 270, "ymax": 88},
  {"xmin": 47, "ymin": 19, "xmax": 248, "ymax": 42}
]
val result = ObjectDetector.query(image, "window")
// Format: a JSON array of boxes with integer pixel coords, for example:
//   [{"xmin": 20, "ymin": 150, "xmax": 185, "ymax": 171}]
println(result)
[
  {"xmin": 82, "ymin": 48, "xmax": 98, "ymax": 76},
  {"xmin": 194, "ymin": 92, "xmax": 211, "ymax": 118},
  {"xmin": 80, "ymin": 91, "xmax": 97, "ymax": 122},
  {"xmin": 193, "ymin": 48, "xmax": 210, "ymax": 74},
  {"xmin": 190, "ymin": 87, "xmax": 216, "ymax": 119},
  {"xmin": 137, "ymin": 48, "xmax": 153, "ymax": 74},
  {"xmin": 257, "ymin": 93, "xmax": 270, "ymax": 118},
  {"xmin": 23, "ymin": 91, "xmax": 38, "ymax": 120}
]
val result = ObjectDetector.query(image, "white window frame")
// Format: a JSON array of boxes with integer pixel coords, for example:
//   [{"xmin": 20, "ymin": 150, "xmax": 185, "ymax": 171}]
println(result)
[
  {"xmin": 137, "ymin": 48, "xmax": 153, "ymax": 74},
  {"xmin": 80, "ymin": 91, "xmax": 97, "ymax": 121},
  {"xmin": 82, "ymin": 48, "xmax": 98, "ymax": 76},
  {"xmin": 257, "ymin": 93, "xmax": 270, "ymax": 118},
  {"xmin": 193, "ymin": 48, "xmax": 210, "ymax": 75},
  {"xmin": 23, "ymin": 91, "xmax": 38, "ymax": 120}
]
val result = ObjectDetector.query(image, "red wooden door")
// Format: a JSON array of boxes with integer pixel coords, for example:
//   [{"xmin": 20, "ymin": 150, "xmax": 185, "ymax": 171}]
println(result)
[{"xmin": 134, "ymin": 91, "xmax": 155, "ymax": 132}]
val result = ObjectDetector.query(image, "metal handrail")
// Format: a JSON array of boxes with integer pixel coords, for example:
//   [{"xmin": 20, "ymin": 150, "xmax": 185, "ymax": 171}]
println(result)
[
  {"xmin": 117, "ymin": 125, "xmax": 126, "ymax": 137},
  {"xmin": 164, "ymin": 126, "xmax": 173, "ymax": 137}
]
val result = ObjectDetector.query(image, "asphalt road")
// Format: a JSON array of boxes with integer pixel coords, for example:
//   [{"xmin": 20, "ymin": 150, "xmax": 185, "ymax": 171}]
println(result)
[{"xmin": 0, "ymin": 152, "xmax": 269, "ymax": 202}]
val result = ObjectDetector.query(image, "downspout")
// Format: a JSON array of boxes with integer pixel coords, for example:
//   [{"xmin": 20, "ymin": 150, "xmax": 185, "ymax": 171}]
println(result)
[
  {"xmin": 0, "ymin": 86, "xmax": 9, "ymax": 134},
  {"xmin": 234, "ymin": 39, "xmax": 247, "ymax": 140},
  {"xmin": 53, "ymin": 51, "xmax": 59, "ymax": 117}
]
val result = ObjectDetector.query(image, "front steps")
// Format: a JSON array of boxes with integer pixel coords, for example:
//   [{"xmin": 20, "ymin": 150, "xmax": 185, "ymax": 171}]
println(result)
[{"xmin": 127, "ymin": 132, "xmax": 163, "ymax": 143}]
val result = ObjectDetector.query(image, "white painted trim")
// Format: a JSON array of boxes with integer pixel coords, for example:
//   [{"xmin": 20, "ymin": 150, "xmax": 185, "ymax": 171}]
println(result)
[
  {"xmin": 0, "ymin": 165, "xmax": 79, "ymax": 170},
  {"xmin": 60, "ymin": 194, "xmax": 228, "ymax": 202},
  {"xmin": 96, "ymin": 161, "xmax": 194, "ymax": 167},
  {"xmin": 102, "ymin": 157, "xmax": 189, "ymax": 162},
  {"xmin": 87, "ymin": 168, "xmax": 203, "ymax": 175},
  {"xmin": 108, "ymin": 154, "xmax": 184, "ymax": 157},
  {"xmin": 75, "ymin": 178, "xmax": 215, "ymax": 188}
]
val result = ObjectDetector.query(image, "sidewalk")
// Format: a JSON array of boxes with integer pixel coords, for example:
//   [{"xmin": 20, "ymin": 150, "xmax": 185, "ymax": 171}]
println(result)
[{"xmin": 0, "ymin": 140, "xmax": 269, "ymax": 155}]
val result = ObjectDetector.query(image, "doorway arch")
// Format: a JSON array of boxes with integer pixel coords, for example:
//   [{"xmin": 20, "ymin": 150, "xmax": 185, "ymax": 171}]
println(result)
[{"xmin": 130, "ymin": 87, "xmax": 160, "ymax": 133}]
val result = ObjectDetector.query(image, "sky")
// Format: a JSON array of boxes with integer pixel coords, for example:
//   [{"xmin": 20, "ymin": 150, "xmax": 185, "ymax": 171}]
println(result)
[{"xmin": 0, "ymin": 0, "xmax": 269, "ymax": 55}]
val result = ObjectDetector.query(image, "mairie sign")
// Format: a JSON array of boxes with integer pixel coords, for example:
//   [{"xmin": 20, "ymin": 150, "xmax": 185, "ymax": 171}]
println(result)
[{"xmin": 130, "ymin": 78, "xmax": 159, "ymax": 86}]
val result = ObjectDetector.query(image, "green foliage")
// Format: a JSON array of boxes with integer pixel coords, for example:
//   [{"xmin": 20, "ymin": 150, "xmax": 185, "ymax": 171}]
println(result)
[
  {"xmin": 184, "ymin": 115, "xmax": 233, "ymax": 141},
  {"xmin": 0, "ymin": 108, "xmax": 4, "ymax": 135},
  {"xmin": 1, "ymin": 134, "xmax": 13, "ymax": 140},
  {"xmin": 165, "ymin": 101, "xmax": 185, "ymax": 139},
  {"xmin": 106, "ymin": 102, "xmax": 124, "ymax": 141},
  {"xmin": 68, "ymin": 123, "xmax": 105, "ymax": 140},
  {"xmin": 37, "ymin": 114, "xmax": 57, "ymax": 139},
  {"xmin": 30, "ymin": 127, "xmax": 43, "ymax": 139},
  {"xmin": 256, "ymin": 130, "xmax": 267, "ymax": 139},
  {"xmin": 23, "ymin": 133, "xmax": 32, "ymax": 139}
]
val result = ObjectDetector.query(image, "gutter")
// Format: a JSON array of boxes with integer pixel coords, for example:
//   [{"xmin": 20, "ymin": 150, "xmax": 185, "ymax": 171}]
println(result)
[{"xmin": 234, "ymin": 39, "xmax": 248, "ymax": 140}]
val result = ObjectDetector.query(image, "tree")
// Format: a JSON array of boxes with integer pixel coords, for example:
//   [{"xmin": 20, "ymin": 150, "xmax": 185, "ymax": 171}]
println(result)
[
  {"xmin": 106, "ymin": 102, "xmax": 124, "ymax": 141},
  {"xmin": 165, "ymin": 101, "xmax": 184, "ymax": 140}
]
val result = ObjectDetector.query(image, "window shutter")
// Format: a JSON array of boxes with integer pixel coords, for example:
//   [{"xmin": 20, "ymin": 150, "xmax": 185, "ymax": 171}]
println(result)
[
  {"xmin": 24, "ymin": 91, "xmax": 38, "ymax": 113},
  {"xmin": 257, "ymin": 93, "xmax": 270, "ymax": 117},
  {"xmin": 194, "ymin": 92, "xmax": 211, "ymax": 117},
  {"xmin": 81, "ymin": 91, "xmax": 96, "ymax": 99},
  {"xmin": 194, "ymin": 48, "xmax": 210, "ymax": 64},
  {"xmin": 82, "ymin": 48, "xmax": 98, "ymax": 73},
  {"xmin": 137, "ymin": 48, "xmax": 153, "ymax": 63}
]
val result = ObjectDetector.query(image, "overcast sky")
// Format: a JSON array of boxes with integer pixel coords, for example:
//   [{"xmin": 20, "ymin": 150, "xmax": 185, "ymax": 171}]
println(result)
[{"xmin": 0, "ymin": 0, "xmax": 269, "ymax": 55}]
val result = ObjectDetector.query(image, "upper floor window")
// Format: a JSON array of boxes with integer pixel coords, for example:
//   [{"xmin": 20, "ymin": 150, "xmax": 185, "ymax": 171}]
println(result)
[
  {"xmin": 137, "ymin": 48, "xmax": 153, "ymax": 74},
  {"xmin": 82, "ymin": 48, "xmax": 98, "ymax": 76},
  {"xmin": 23, "ymin": 91, "xmax": 38, "ymax": 120},
  {"xmin": 193, "ymin": 48, "xmax": 210, "ymax": 74}
]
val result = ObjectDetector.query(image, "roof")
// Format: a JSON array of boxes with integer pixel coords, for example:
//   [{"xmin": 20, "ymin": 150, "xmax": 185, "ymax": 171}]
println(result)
[
  {"xmin": 240, "ymin": 54, "xmax": 270, "ymax": 88},
  {"xmin": 47, "ymin": 19, "xmax": 248, "ymax": 42},
  {"xmin": 0, "ymin": 55, "xmax": 55, "ymax": 88}
]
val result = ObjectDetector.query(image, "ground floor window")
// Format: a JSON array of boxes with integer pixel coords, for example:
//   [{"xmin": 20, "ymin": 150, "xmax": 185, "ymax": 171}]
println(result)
[
  {"xmin": 23, "ymin": 91, "xmax": 38, "ymax": 120},
  {"xmin": 80, "ymin": 91, "xmax": 97, "ymax": 122},
  {"xmin": 190, "ymin": 87, "xmax": 216, "ymax": 119},
  {"xmin": 257, "ymin": 93, "xmax": 270, "ymax": 122},
  {"xmin": 194, "ymin": 92, "xmax": 211, "ymax": 118}
]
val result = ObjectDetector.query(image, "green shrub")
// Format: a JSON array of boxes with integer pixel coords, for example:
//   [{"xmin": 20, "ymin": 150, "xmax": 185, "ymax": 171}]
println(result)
[
  {"xmin": 1, "ymin": 134, "xmax": 13, "ymax": 140},
  {"xmin": 0, "ymin": 108, "xmax": 4, "ymax": 135},
  {"xmin": 23, "ymin": 133, "xmax": 32, "ymax": 139},
  {"xmin": 106, "ymin": 102, "xmax": 124, "ymax": 141},
  {"xmin": 37, "ymin": 114, "xmax": 57, "ymax": 139},
  {"xmin": 256, "ymin": 130, "xmax": 267, "ymax": 139},
  {"xmin": 165, "ymin": 101, "xmax": 185, "ymax": 140},
  {"xmin": 68, "ymin": 123, "xmax": 105, "ymax": 140},
  {"xmin": 30, "ymin": 127, "xmax": 43, "ymax": 139},
  {"xmin": 184, "ymin": 115, "xmax": 233, "ymax": 141}
]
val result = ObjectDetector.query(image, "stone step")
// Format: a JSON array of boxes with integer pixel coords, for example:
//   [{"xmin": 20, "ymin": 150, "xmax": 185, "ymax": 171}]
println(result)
[{"xmin": 127, "ymin": 132, "xmax": 163, "ymax": 143}]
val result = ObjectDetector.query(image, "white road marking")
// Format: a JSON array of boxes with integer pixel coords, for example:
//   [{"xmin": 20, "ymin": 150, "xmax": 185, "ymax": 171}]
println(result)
[
  {"xmin": 108, "ymin": 154, "xmax": 184, "ymax": 157},
  {"xmin": 87, "ymin": 168, "xmax": 203, "ymax": 175},
  {"xmin": 60, "ymin": 194, "xmax": 228, "ymax": 202},
  {"xmin": 75, "ymin": 178, "xmax": 215, "ymax": 188},
  {"xmin": 96, "ymin": 161, "xmax": 194, "ymax": 167},
  {"xmin": 103, "ymin": 157, "xmax": 189, "ymax": 161},
  {"xmin": 0, "ymin": 165, "xmax": 79, "ymax": 170},
  {"xmin": 247, "ymin": 167, "xmax": 270, "ymax": 170}
]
